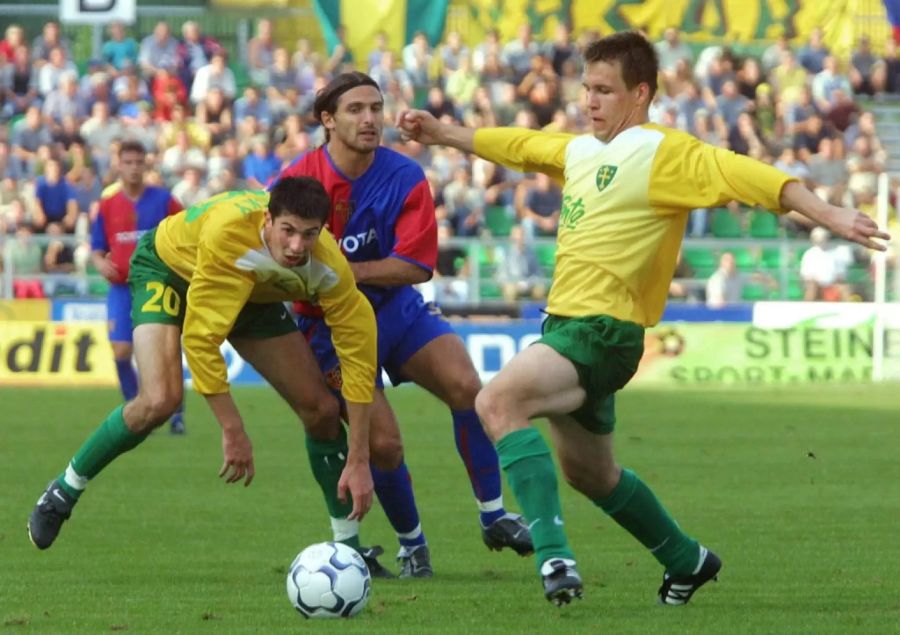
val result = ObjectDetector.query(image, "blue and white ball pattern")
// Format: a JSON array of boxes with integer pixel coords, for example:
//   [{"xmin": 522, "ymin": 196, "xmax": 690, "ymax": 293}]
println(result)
[{"xmin": 286, "ymin": 541, "xmax": 371, "ymax": 619}]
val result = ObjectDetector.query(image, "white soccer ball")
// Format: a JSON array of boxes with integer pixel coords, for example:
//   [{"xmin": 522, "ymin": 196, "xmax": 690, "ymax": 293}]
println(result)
[{"xmin": 286, "ymin": 541, "xmax": 371, "ymax": 619}]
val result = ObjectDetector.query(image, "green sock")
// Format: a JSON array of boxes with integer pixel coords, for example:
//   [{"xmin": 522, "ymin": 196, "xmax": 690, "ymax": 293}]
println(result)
[
  {"xmin": 496, "ymin": 428, "xmax": 574, "ymax": 573},
  {"xmin": 305, "ymin": 426, "xmax": 359, "ymax": 548},
  {"xmin": 56, "ymin": 405, "xmax": 148, "ymax": 499},
  {"xmin": 594, "ymin": 468, "xmax": 700, "ymax": 576}
]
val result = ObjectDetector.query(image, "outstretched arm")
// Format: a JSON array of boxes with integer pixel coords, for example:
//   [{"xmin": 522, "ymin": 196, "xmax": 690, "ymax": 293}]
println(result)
[
  {"xmin": 649, "ymin": 129, "xmax": 891, "ymax": 252},
  {"xmin": 397, "ymin": 109, "xmax": 476, "ymax": 152},
  {"xmin": 780, "ymin": 181, "xmax": 889, "ymax": 251},
  {"xmin": 398, "ymin": 109, "xmax": 571, "ymax": 182}
]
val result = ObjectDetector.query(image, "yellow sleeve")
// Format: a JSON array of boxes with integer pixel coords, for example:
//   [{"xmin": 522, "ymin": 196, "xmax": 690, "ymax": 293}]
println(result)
[
  {"xmin": 473, "ymin": 128, "xmax": 573, "ymax": 185},
  {"xmin": 182, "ymin": 223, "xmax": 255, "ymax": 395},
  {"xmin": 315, "ymin": 231, "xmax": 377, "ymax": 404},
  {"xmin": 100, "ymin": 182, "xmax": 121, "ymax": 200},
  {"xmin": 648, "ymin": 127, "xmax": 797, "ymax": 215}
]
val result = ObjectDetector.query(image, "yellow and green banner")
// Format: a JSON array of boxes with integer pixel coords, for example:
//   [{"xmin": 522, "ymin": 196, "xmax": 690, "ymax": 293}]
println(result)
[
  {"xmin": 637, "ymin": 306, "xmax": 900, "ymax": 386},
  {"xmin": 313, "ymin": 0, "xmax": 450, "ymax": 60},
  {"xmin": 455, "ymin": 0, "xmax": 888, "ymax": 59}
]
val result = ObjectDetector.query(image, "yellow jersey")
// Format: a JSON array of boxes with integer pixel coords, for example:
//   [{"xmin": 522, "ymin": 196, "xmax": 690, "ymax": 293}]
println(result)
[
  {"xmin": 153, "ymin": 189, "xmax": 377, "ymax": 402},
  {"xmin": 473, "ymin": 125, "xmax": 796, "ymax": 326}
]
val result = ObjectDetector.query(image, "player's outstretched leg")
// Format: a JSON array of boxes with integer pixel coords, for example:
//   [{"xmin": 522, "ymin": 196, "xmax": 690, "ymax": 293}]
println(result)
[
  {"xmin": 593, "ymin": 468, "xmax": 719, "ymax": 604},
  {"xmin": 452, "ymin": 409, "xmax": 535, "ymax": 556},
  {"xmin": 28, "ymin": 403, "xmax": 153, "ymax": 549},
  {"xmin": 367, "ymin": 394, "xmax": 431, "ymax": 578},
  {"xmin": 28, "ymin": 480, "xmax": 77, "ymax": 550},
  {"xmin": 397, "ymin": 330, "xmax": 534, "ymax": 556},
  {"xmin": 657, "ymin": 546, "xmax": 721, "ymax": 605},
  {"xmin": 494, "ymin": 427, "xmax": 579, "ymax": 602},
  {"xmin": 371, "ymin": 463, "xmax": 433, "ymax": 578},
  {"xmin": 541, "ymin": 558, "xmax": 583, "ymax": 606}
]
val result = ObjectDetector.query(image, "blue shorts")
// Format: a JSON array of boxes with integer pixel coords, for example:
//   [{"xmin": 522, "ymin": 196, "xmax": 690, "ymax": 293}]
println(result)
[
  {"xmin": 299, "ymin": 286, "xmax": 455, "ymax": 389},
  {"xmin": 107, "ymin": 283, "xmax": 134, "ymax": 343}
]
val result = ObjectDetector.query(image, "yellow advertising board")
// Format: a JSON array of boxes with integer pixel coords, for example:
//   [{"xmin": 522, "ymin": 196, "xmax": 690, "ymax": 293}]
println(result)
[
  {"xmin": 0, "ymin": 322, "xmax": 116, "ymax": 387},
  {"xmin": 0, "ymin": 299, "xmax": 51, "ymax": 321}
]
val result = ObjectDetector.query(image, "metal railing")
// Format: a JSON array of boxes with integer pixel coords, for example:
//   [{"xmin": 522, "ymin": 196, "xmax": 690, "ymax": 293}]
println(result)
[{"xmin": 0, "ymin": 232, "xmax": 875, "ymax": 304}]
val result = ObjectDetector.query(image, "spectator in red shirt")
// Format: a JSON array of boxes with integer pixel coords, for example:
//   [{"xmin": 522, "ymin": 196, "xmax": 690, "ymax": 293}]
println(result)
[
  {"xmin": 150, "ymin": 66, "xmax": 187, "ymax": 121},
  {"xmin": 0, "ymin": 24, "xmax": 25, "ymax": 64}
]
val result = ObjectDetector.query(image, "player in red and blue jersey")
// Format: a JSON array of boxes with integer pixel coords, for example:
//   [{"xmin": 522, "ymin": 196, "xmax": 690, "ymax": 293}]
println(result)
[
  {"xmin": 275, "ymin": 73, "xmax": 533, "ymax": 577},
  {"xmin": 91, "ymin": 140, "xmax": 186, "ymax": 434}
]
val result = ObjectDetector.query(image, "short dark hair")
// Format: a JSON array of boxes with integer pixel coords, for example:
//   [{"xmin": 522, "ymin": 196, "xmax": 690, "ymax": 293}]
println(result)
[
  {"xmin": 314, "ymin": 72, "xmax": 381, "ymax": 140},
  {"xmin": 584, "ymin": 31, "xmax": 659, "ymax": 99},
  {"xmin": 268, "ymin": 176, "xmax": 330, "ymax": 223},
  {"xmin": 119, "ymin": 139, "xmax": 146, "ymax": 156}
]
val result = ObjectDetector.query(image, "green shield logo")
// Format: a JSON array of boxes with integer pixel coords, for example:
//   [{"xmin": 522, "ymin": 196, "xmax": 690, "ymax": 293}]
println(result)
[{"xmin": 595, "ymin": 165, "xmax": 618, "ymax": 192}]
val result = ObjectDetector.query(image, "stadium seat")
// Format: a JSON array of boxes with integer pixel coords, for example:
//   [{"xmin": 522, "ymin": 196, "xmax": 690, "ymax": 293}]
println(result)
[
  {"xmin": 732, "ymin": 247, "xmax": 757, "ymax": 272},
  {"xmin": 479, "ymin": 281, "xmax": 503, "ymax": 300},
  {"xmin": 710, "ymin": 208, "xmax": 743, "ymax": 238},
  {"xmin": 535, "ymin": 243, "xmax": 556, "ymax": 274},
  {"xmin": 786, "ymin": 279, "xmax": 805, "ymax": 300},
  {"xmin": 485, "ymin": 206, "xmax": 515, "ymax": 237},
  {"xmin": 846, "ymin": 266, "xmax": 870, "ymax": 285},
  {"xmin": 741, "ymin": 282, "xmax": 771, "ymax": 301},
  {"xmin": 749, "ymin": 210, "xmax": 781, "ymax": 238},
  {"xmin": 474, "ymin": 245, "xmax": 500, "ymax": 278},
  {"xmin": 683, "ymin": 247, "xmax": 717, "ymax": 270},
  {"xmin": 231, "ymin": 63, "xmax": 251, "ymax": 91},
  {"xmin": 89, "ymin": 279, "xmax": 110, "ymax": 297},
  {"xmin": 760, "ymin": 247, "xmax": 783, "ymax": 270}
]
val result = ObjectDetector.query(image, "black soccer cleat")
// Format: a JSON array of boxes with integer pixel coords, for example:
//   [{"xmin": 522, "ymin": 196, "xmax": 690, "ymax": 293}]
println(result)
[
  {"xmin": 657, "ymin": 547, "xmax": 722, "ymax": 606},
  {"xmin": 541, "ymin": 558, "xmax": 583, "ymax": 606},
  {"xmin": 28, "ymin": 480, "xmax": 77, "ymax": 550},
  {"xmin": 482, "ymin": 514, "xmax": 534, "ymax": 556},
  {"xmin": 397, "ymin": 544, "xmax": 434, "ymax": 579},
  {"xmin": 356, "ymin": 545, "xmax": 396, "ymax": 579}
]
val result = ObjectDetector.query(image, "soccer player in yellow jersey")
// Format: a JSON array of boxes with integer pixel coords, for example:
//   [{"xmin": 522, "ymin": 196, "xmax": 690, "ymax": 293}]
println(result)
[
  {"xmin": 28, "ymin": 176, "xmax": 378, "ymax": 551},
  {"xmin": 398, "ymin": 31, "xmax": 889, "ymax": 606}
]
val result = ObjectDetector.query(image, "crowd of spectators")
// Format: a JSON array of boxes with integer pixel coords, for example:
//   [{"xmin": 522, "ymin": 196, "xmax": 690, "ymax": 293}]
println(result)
[{"xmin": 0, "ymin": 18, "xmax": 894, "ymax": 302}]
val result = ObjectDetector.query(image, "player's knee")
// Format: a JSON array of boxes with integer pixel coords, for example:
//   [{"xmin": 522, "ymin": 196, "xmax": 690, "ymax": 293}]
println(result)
[
  {"xmin": 369, "ymin": 432, "xmax": 404, "ymax": 470},
  {"xmin": 559, "ymin": 456, "xmax": 619, "ymax": 499},
  {"xmin": 443, "ymin": 369, "xmax": 482, "ymax": 410},
  {"xmin": 301, "ymin": 397, "xmax": 341, "ymax": 440},
  {"xmin": 474, "ymin": 386, "xmax": 510, "ymax": 439},
  {"xmin": 131, "ymin": 390, "xmax": 180, "ymax": 431}
]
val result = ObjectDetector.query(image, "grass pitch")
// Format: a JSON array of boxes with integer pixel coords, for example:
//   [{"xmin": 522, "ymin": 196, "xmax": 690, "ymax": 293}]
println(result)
[{"xmin": 2, "ymin": 384, "xmax": 899, "ymax": 634}]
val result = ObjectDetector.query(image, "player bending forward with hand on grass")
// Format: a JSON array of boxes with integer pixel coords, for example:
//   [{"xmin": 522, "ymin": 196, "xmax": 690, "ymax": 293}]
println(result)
[
  {"xmin": 29, "ymin": 177, "xmax": 378, "ymax": 550},
  {"xmin": 397, "ymin": 31, "xmax": 889, "ymax": 606}
]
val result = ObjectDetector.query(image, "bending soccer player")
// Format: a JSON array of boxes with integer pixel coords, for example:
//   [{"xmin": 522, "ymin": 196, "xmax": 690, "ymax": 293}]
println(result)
[
  {"xmin": 398, "ymin": 31, "xmax": 889, "ymax": 605},
  {"xmin": 275, "ymin": 72, "xmax": 533, "ymax": 578},
  {"xmin": 28, "ymin": 177, "xmax": 377, "ymax": 550},
  {"xmin": 91, "ymin": 140, "xmax": 187, "ymax": 434}
]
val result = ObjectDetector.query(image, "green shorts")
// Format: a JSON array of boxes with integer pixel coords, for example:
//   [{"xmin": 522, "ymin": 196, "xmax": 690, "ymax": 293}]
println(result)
[
  {"xmin": 128, "ymin": 229, "xmax": 297, "ymax": 339},
  {"xmin": 538, "ymin": 314, "xmax": 645, "ymax": 435}
]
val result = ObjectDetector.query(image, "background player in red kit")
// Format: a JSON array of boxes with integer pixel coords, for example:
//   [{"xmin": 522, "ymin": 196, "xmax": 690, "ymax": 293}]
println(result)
[
  {"xmin": 91, "ymin": 140, "xmax": 186, "ymax": 434},
  {"xmin": 275, "ymin": 73, "xmax": 533, "ymax": 578}
]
